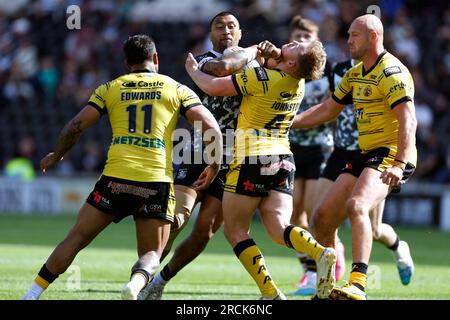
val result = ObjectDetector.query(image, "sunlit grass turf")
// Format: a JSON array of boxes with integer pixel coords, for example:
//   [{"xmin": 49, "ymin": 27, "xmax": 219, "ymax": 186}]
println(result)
[{"xmin": 1, "ymin": 214, "xmax": 449, "ymax": 300}]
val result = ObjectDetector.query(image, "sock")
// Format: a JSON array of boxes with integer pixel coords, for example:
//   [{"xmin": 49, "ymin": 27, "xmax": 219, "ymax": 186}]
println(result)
[
  {"xmin": 305, "ymin": 257, "xmax": 317, "ymax": 272},
  {"xmin": 388, "ymin": 236, "xmax": 400, "ymax": 251},
  {"xmin": 296, "ymin": 252, "xmax": 308, "ymax": 273},
  {"xmin": 284, "ymin": 225, "xmax": 324, "ymax": 261},
  {"xmin": 350, "ymin": 262, "xmax": 368, "ymax": 291},
  {"xmin": 24, "ymin": 264, "xmax": 58, "ymax": 299},
  {"xmin": 128, "ymin": 269, "xmax": 150, "ymax": 292},
  {"xmin": 233, "ymin": 239, "xmax": 278, "ymax": 298},
  {"xmin": 160, "ymin": 264, "xmax": 176, "ymax": 282},
  {"xmin": 152, "ymin": 272, "xmax": 168, "ymax": 286}
]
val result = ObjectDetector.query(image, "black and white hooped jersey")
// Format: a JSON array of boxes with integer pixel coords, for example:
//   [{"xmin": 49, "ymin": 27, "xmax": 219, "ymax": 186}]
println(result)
[
  {"xmin": 289, "ymin": 62, "xmax": 334, "ymax": 148},
  {"xmin": 330, "ymin": 59, "xmax": 359, "ymax": 151}
]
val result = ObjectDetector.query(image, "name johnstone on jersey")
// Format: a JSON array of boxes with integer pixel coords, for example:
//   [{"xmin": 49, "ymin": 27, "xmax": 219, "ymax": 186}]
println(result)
[{"xmin": 271, "ymin": 101, "xmax": 301, "ymax": 112}]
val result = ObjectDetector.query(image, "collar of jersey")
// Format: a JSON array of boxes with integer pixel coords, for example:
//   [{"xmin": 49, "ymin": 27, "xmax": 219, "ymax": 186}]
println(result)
[
  {"xmin": 361, "ymin": 50, "xmax": 387, "ymax": 77},
  {"xmin": 131, "ymin": 69, "xmax": 154, "ymax": 73},
  {"xmin": 209, "ymin": 49, "xmax": 223, "ymax": 58}
]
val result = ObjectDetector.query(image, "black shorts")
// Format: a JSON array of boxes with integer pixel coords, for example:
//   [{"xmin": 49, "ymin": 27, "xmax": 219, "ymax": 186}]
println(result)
[
  {"xmin": 224, "ymin": 154, "xmax": 295, "ymax": 197},
  {"xmin": 86, "ymin": 175, "xmax": 175, "ymax": 223},
  {"xmin": 174, "ymin": 163, "xmax": 229, "ymax": 201},
  {"xmin": 290, "ymin": 144, "xmax": 325, "ymax": 179},
  {"xmin": 321, "ymin": 147, "xmax": 360, "ymax": 181},
  {"xmin": 342, "ymin": 147, "xmax": 416, "ymax": 193}
]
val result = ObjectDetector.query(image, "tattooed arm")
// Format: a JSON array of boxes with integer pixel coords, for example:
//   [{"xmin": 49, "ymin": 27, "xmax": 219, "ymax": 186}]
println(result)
[
  {"xmin": 201, "ymin": 45, "xmax": 259, "ymax": 77},
  {"xmin": 40, "ymin": 105, "xmax": 101, "ymax": 172}
]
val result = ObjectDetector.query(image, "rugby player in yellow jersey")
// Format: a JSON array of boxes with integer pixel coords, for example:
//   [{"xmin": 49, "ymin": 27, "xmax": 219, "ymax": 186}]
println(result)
[
  {"xmin": 291, "ymin": 14, "xmax": 417, "ymax": 300},
  {"xmin": 22, "ymin": 34, "xmax": 222, "ymax": 300},
  {"xmin": 186, "ymin": 39, "xmax": 337, "ymax": 299}
]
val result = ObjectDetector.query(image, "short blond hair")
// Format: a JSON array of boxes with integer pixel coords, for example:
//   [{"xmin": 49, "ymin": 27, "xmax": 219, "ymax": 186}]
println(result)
[{"xmin": 295, "ymin": 40, "xmax": 327, "ymax": 80}]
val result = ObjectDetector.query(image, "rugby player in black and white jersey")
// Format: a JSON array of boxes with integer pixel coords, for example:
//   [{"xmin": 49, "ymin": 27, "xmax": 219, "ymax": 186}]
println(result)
[
  {"xmin": 139, "ymin": 11, "xmax": 260, "ymax": 300},
  {"xmin": 287, "ymin": 15, "xmax": 341, "ymax": 296}
]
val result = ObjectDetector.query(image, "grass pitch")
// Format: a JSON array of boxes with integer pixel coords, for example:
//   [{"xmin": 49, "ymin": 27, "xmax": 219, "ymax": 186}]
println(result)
[{"xmin": 0, "ymin": 214, "xmax": 449, "ymax": 300}]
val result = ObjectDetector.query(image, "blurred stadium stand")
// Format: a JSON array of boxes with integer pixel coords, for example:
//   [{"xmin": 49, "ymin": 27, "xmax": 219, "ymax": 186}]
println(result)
[{"xmin": 0, "ymin": 0, "xmax": 449, "ymax": 184}]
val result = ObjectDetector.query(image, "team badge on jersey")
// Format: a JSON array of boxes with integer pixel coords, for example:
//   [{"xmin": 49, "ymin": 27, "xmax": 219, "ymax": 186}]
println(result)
[{"xmin": 364, "ymin": 86, "xmax": 372, "ymax": 97}]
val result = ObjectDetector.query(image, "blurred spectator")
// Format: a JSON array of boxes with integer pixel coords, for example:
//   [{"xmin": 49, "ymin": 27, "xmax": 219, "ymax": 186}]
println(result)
[
  {"xmin": 0, "ymin": 1, "xmax": 447, "ymax": 181},
  {"xmin": 37, "ymin": 56, "xmax": 59, "ymax": 105},
  {"xmin": 77, "ymin": 141, "xmax": 105, "ymax": 174},
  {"xmin": 4, "ymin": 136, "xmax": 36, "ymax": 182}
]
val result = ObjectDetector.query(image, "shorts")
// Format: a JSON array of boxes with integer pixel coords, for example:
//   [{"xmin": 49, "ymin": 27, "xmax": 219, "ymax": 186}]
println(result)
[
  {"xmin": 86, "ymin": 175, "xmax": 175, "ymax": 223},
  {"xmin": 342, "ymin": 147, "xmax": 416, "ymax": 193},
  {"xmin": 321, "ymin": 147, "xmax": 360, "ymax": 181},
  {"xmin": 174, "ymin": 163, "xmax": 229, "ymax": 201},
  {"xmin": 290, "ymin": 144, "xmax": 326, "ymax": 179},
  {"xmin": 224, "ymin": 154, "xmax": 296, "ymax": 197}
]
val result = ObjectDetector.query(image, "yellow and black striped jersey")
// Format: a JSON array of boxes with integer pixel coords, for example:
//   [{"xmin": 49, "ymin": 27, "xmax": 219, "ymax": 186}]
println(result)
[
  {"xmin": 332, "ymin": 51, "xmax": 416, "ymax": 164},
  {"xmin": 231, "ymin": 67, "xmax": 304, "ymax": 158},
  {"xmin": 88, "ymin": 71, "xmax": 202, "ymax": 182}
]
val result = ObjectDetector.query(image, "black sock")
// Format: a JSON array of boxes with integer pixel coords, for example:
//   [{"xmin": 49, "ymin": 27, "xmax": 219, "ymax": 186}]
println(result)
[
  {"xmin": 160, "ymin": 264, "xmax": 177, "ymax": 281},
  {"xmin": 388, "ymin": 236, "xmax": 400, "ymax": 251},
  {"xmin": 38, "ymin": 264, "xmax": 58, "ymax": 283},
  {"xmin": 351, "ymin": 262, "xmax": 368, "ymax": 275}
]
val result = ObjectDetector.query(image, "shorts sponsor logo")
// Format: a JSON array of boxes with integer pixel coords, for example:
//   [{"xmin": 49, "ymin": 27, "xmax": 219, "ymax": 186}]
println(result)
[
  {"xmin": 176, "ymin": 168, "xmax": 187, "ymax": 180},
  {"xmin": 145, "ymin": 204, "xmax": 162, "ymax": 213},
  {"xmin": 93, "ymin": 191, "xmax": 102, "ymax": 204},
  {"xmin": 107, "ymin": 181, "xmax": 158, "ymax": 198},
  {"xmin": 243, "ymin": 179, "xmax": 255, "ymax": 192}
]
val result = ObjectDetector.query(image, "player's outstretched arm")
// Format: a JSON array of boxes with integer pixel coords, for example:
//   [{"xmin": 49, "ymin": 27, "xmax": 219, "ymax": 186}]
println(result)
[
  {"xmin": 291, "ymin": 96, "xmax": 344, "ymax": 129},
  {"xmin": 184, "ymin": 105, "xmax": 223, "ymax": 190},
  {"xmin": 185, "ymin": 53, "xmax": 238, "ymax": 96},
  {"xmin": 40, "ymin": 105, "xmax": 101, "ymax": 172},
  {"xmin": 202, "ymin": 45, "xmax": 259, "ymax": 77}
]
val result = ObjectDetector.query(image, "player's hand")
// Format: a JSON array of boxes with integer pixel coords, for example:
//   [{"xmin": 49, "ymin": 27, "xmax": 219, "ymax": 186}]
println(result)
[
  {"xmin": 40, "ymin": 152, "xmax": 63, "ymax": 173},
  {"xmin": 257, "ymin": 40, "xmax": 281, "ymax": 61},
  {"xmin": 193, "ymin": 164, "xmax": 219, "ymax": 191},
  {"xmin": 185, "ymin": 52, "xmax": 199, "ymax": 75},
  {"xmin": 380, "ymin": 166, "xmax": 404, "ymax": 187}
]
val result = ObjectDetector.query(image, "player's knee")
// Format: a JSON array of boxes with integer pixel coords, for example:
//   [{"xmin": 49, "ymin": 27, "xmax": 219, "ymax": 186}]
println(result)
[
  {"xmin": 372, "ymin": 226, "xmax": 382, "ymax": 240},
  {"xmin": 172, "ymin": 206, "xmax": 192, "ymax": 232},
  {"xmin": 191, "ymin": 225, "xmax": 214, "ymax": 245},
  {"xmin": 313, "ymin": 205, "xmax": 329, "ymax": 231},
  {"xmin": 346, "ymin": 198, "xmax": 367, "ymax": 218}
]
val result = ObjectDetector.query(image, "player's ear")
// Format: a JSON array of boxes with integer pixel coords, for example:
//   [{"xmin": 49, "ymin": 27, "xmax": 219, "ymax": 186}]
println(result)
[
  {"xmin": 124, "ymin": 59, "xmax": 130, "ymax": 70},
  {"xmin": 152, "ymin": 52, "xmax": 159, "ymax": 66},
  {"xmin": 237, "ymin": 28, "xmax": 242, "ymax": 42}
]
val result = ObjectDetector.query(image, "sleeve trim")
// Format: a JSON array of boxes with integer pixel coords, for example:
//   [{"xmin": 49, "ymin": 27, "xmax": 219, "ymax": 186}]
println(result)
[
  {"xmin": 231, "ymin": 74, "xmax": 242, "ymax": 96},
  {"xmin": 181, "ymin": 102, "xmax": 202, "ymax": 116},
  {"xmin": 87, "ymin": 102, "xmax": 106, "ymax": 116},
  {"xmin": 332, "ymin": 92, "xmax": 350, "ymax": 105},
  {"xmin": 390, "ymin": 96, "xmax": 412, "ymax": 109}
]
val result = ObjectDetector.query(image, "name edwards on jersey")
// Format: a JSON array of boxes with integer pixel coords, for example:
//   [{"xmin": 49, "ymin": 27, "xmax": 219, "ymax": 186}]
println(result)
[{"xmin": 120, "ymin": 80, "xmax": 164, "ymax": 101}]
